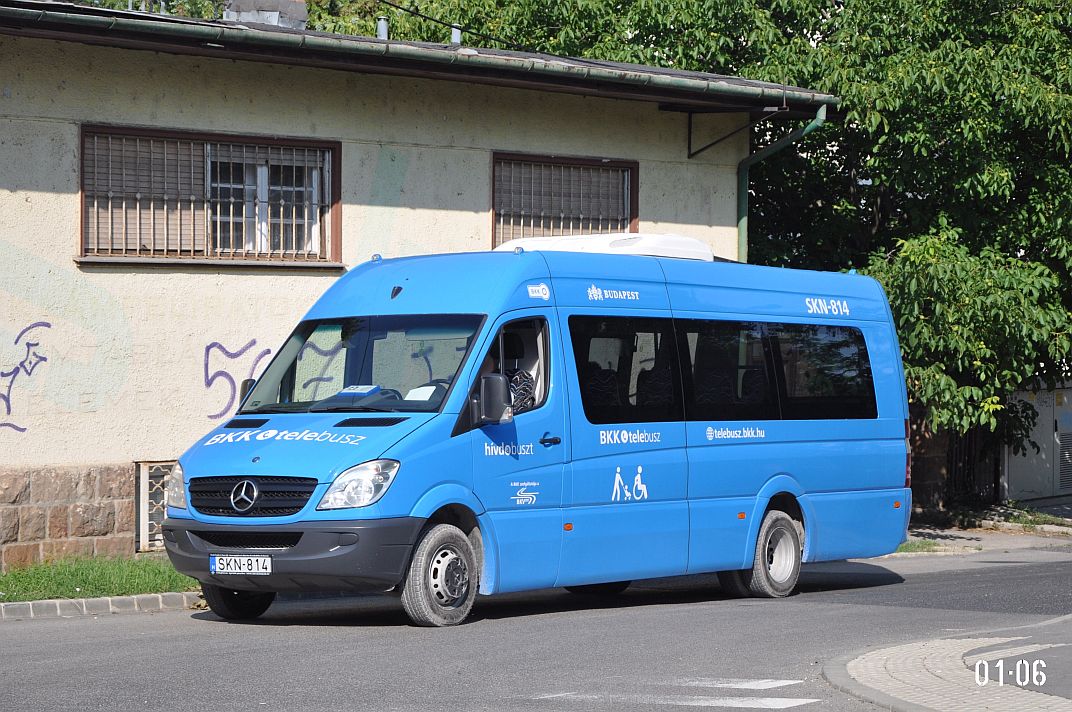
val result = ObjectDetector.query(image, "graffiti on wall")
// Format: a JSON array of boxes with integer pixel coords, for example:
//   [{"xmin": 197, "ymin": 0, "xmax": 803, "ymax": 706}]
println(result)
[
  {"xmin": 0, "ymin": 321, "xmax": 52, "ymax": 433},
  {"xmin": 204, "ymin": 340, "xmax": 272, "ymax": 420}
]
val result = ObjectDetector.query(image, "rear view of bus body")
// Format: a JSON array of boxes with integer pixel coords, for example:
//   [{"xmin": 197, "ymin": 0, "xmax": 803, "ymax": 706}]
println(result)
[{"xmin": 163, "ymin": 235, "xmax": 911, "ymax": 626}]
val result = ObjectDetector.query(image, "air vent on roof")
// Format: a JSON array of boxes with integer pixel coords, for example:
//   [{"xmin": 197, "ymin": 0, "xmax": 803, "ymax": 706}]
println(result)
[
  {"xmin": 224, "ymin": 418, "xmax": 269, "ymax": 428},
  {"xmin": 335, "ymin": 417, "xmax": 408, "ymax": 428}
]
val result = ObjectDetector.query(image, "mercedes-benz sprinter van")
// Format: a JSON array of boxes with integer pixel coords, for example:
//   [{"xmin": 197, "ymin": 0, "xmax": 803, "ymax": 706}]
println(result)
[{"xmin": 164, "ymin": 234, "xmax": 911, "ymax": 626}]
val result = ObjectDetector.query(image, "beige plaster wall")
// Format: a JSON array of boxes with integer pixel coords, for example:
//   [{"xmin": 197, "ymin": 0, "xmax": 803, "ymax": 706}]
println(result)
[{"xmin": 0, "ymin": 34, "xmax": 747, "ymax": 468}]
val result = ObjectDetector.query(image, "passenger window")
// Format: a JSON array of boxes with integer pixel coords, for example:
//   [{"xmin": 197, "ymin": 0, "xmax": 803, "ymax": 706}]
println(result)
[
  {"xmin": 772, "ymin": 324, "xmax": 877, "ymax": 419},
  {"xmin": 679, "ymin": 320, "xmax": 778, "ymax": 421},
  {"xmin": 568, "ymin": 316, "xmax": 682, "ymax": 424},
  {"xmin": 475, "ymin": 318, "xmax": 550, "ymax": 414}
]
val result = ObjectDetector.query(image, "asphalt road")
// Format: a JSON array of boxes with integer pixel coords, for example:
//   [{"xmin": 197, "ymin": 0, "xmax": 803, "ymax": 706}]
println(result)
[{"xmin": 2, "ymin": 544, "xmax": 1071, "ymax": 712}]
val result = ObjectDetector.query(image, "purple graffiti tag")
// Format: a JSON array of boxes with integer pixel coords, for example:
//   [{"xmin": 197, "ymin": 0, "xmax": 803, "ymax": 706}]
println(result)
[
  {"xmin": 297, "ymin": 340, "xmax": 345, "ymax": 400},
  {"xmin": 1, "ymin": 321, "xmax": 52, "ymax": 434},
  {"xmin": 204, "ymin": 339, "xmax": 272, "ymax": 420}
]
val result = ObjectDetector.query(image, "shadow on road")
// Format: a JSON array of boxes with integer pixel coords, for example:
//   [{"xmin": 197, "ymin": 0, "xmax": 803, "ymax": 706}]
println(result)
[
  {"xmin": 187, "ymin": 564, "xmax": 905, "ymax": 627},
  {"xmin": 796, "ymin": 561, "xmax": 906, "ymax": 593}
]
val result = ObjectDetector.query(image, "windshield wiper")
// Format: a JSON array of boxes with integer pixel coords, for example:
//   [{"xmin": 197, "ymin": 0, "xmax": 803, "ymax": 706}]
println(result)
[{"xmin": 242, "ymin": 403, "xmax": 310, "ymax": 414}]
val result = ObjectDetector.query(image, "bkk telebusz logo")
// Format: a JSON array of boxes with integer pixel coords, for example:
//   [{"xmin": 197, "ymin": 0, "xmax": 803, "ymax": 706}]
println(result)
[{"xmin": 204, "ymin": 429, "xmax": 367, "ymax": 446}]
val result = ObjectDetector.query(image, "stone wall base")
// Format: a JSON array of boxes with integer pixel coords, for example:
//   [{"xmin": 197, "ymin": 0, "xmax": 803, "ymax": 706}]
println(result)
[{"xmin": 0, "ymin": 465, "xmax": 136, "ymax": 572}]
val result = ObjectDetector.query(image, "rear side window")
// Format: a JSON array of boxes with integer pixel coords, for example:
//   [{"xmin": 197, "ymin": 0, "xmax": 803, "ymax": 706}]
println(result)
[
  {"xmin": 569, "ymin": 316, "xmax": 682, "ymax": 424},
  {"xmin": 679, "ymin": 320, "xmax": 778, "ymax": 421},
  {"xmin": 771, "ymin": 324, "xmax": 876, "ymax": 419}
]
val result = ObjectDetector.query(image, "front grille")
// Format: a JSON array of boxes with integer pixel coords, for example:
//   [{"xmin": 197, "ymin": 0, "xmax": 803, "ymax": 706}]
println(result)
[
  {"xmin": 189, "ymin": 476, "xmax": 318, "ymax": 517},
  {"xmin": 194, "ymin": 531, "xmax": 302, "ymax": 549}
]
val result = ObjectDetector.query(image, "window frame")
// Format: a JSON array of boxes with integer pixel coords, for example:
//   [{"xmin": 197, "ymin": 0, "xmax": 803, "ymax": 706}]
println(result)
[
  {"xmin": 78, "ymin": 124, "xmax": 342, "ymax": 268},
  {"xmin": 767, "ymin": 322, "xmax": 878, "ymax": 421},
  {"xmin": 490, "ymin": 152, "xmax": 640, "ymax": 248},
  {"xmin": 568, "ymin": 314, "xmax": 684, "ymax": 426},
  {"xmin": 676, "ymin": 318, "xmax": 781, "ymax": 423}
]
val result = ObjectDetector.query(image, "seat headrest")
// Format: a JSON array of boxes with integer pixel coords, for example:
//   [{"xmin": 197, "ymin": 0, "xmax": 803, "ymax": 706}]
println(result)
[{"xmin": 503, "ymin": 333, "xmax": 525, "ymax": 360}]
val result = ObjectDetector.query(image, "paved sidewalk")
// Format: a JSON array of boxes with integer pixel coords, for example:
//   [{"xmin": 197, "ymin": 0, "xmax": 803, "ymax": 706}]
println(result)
[
  {"xmin": 901, "ymin": 523, "xmax": 1071, "ymax": 555},
  {"xmin": 827, "ymin": 614, "xmax": 1072, "ymax": 712}
]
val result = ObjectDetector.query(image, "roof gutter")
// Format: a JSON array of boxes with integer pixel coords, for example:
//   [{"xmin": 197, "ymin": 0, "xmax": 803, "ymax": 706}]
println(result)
[
  {"xmin": 0, "ymin": 4, "xmax": 837, "ymax": 110},
  {"xmin": 736, "ymin": 104, "xmax": 827, "ymax": 263}
]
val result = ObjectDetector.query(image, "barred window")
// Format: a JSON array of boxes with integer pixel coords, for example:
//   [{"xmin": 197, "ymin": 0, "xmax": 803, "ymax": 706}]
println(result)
[
  {"xmin": 493, "ymin": 154, "xmax": 638, "ymax": 247},
  {"xmin": 82, "ymin": 129, "xmax": 338, "ymax": 262}
]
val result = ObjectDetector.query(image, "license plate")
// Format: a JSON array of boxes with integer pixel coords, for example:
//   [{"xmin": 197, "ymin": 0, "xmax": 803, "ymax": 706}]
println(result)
[{"xmin": 209, "ymin": 554, "xmax": 272, "ymax": 576}]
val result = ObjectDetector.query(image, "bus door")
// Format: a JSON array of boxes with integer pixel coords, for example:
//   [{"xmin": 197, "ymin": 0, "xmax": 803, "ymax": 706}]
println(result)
[{"xmin": 556, "ymin": 312, "xmax": 689, "ymax": 586}]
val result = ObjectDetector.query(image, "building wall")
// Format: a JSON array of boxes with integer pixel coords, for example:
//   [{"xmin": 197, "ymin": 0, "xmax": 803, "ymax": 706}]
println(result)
[{"xmin": 0, "ymin": 34, "xmax": 747, "ymax": 565}]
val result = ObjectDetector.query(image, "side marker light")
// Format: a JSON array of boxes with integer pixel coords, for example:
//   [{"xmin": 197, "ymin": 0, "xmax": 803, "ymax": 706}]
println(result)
[
  {"xmin": 564, "ymin": 523, "xmax": 573, "ymax": 531},
  {"xmin": 737, "ymin": 512, "xmax": 746, "ymax": 520}
]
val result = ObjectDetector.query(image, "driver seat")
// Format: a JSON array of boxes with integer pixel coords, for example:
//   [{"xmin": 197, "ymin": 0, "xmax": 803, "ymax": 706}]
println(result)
[{"xmin": 502, "ymin": 333, "xmax": 536, "ymax": 413}]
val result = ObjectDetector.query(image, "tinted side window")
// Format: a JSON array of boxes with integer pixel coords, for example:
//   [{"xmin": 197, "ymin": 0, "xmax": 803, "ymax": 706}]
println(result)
[
  {"xmin": 569, "ymin": 316, "xmax": 682, "ymax": 424},
  {"xmin": 679, "ymin": 320, "xmax": 778, "ymax": 421},
  {"xmin": 772, "ymin": 324, "xmax": 877, "ymax": 419}
]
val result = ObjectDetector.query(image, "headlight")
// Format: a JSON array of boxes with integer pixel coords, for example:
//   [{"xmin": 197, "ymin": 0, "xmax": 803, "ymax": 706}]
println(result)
[
  {"xmin": 166, "ymin": 462, "xmax": 186, "ymax": 509},
  {"xmin": 317, "ymin": 460, "xmax": 399, "ymax": 510}
]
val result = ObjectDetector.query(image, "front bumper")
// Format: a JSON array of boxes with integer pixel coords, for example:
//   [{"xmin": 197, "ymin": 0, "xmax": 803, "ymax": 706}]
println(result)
[{"xmin": 163, "ymin": 517, "xmax": 425, "ymax": 593}]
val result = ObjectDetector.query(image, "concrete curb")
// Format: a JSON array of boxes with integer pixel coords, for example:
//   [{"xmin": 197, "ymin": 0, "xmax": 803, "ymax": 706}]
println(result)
[
  {"xmin": 976, "ymin": 519, "xmax": 1072, "ymax": 537},
  {"xmin": 0, "ymin": 591, "xmax": 202, "ymax": 621},
  {"xmin": 822, "ymin": 649, "xmax": 934, "ymax": 712}
]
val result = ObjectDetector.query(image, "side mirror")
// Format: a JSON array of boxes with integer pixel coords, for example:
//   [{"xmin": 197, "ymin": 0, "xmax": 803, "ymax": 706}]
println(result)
[
  {"xmin": 477, "ymin": 373, "xmax": 513, "ymax": 426},
  {"xmin": 239, "ymin": 378, "xmax": 256, "ymax": 402}
]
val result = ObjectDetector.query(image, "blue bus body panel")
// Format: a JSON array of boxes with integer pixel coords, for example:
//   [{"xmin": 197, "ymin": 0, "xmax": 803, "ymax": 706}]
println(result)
[{"xmin": 172, "ymin": 248, "xmax": 911, "ymax": 596}]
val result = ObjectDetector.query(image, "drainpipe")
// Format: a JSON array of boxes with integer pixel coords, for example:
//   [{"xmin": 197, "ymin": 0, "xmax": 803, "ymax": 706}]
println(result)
[{"xmin": 737, "ymin": 103, "xmax": 827, "ymax": 263}]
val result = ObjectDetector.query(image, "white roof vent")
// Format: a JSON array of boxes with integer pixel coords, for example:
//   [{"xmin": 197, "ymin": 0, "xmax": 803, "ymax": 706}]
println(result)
[{"xmin": 494, "ymin": 233, "xmax": 716, "ymax": 261}]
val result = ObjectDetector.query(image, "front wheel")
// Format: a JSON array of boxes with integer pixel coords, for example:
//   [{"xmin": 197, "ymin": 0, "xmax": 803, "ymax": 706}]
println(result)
[
  {"xmin": 400, "ymin": 523, "xmax": 478, "ymax": 627},
  {"xmin": 719, "ymin": 510, "xmax": 802, "ymax": 599},
  {"xmin": 201, "ymin": 583, "xmax": 275, "ymax": 620}
]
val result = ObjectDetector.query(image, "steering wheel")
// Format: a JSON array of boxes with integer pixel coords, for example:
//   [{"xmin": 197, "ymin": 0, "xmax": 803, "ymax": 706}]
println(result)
[{"xmin": 378, "ymin": 388, "xmax": 403, "ymax": 400}]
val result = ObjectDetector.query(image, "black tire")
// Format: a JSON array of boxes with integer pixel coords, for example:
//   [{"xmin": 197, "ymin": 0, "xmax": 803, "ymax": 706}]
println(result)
[
  {"xmin": 201, "ymin": 583, "xmax": 275, "ymax": 620},
  {"xmin": 723, "ymin": 510, "xmax": 802, "ymax": 598},
  {"xmin": 400, "ymin": 523, "xmax": 478, "ymax": 627},
  {"xmin": 564, "ymin": 581, "xmax": 631, "ymax": 596}
]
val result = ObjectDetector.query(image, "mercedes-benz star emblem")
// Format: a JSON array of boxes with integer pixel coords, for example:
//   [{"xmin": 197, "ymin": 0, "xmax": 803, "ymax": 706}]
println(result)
[{"xmin": 230, "ymin": 480, "xmax": 259, "ymax": 514}]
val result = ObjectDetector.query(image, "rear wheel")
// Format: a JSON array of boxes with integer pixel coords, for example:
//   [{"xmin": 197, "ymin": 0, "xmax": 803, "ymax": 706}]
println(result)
[
  {"xmin": 564, "ymin": 581, "xmax": 631, "ymax": 596},
  {"xmin": 718, "ymin": 510, "xmax": 802, "ymax": 599},
  {"xmin": 201, "ymin": 583, "xmax": 275, "ymax": 620},
  {"xmin": 401, "ymin": 523, "xmax": 478, "ymax": 627}
]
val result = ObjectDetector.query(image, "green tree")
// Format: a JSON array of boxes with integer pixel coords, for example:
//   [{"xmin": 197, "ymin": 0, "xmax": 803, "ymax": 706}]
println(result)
[{"xmin": 312, "ymin": 0, "xmax": 1072, "ymax": 449}]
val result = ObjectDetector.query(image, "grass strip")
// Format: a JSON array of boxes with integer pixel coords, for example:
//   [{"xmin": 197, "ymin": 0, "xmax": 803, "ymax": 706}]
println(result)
[
  {"xmin": 0, "ymin": 557, "xmax": 198, "ymax": 603},
  {"xmin": 896, "ymin": 539, "xmax": 943, "ymax": 553}
]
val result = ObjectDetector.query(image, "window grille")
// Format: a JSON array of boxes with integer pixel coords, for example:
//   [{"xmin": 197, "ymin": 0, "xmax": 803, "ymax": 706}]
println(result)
[
  {"xmin": 493, "ymin": 155, "xmax": 636, "ymax": 246},
  {"xmin": 136, "ymin": 461, "xmax": 172, "ymax": 552},
  {"xmin": 82, "ymin": 129, "xmax": 335, "ymax": 262}
]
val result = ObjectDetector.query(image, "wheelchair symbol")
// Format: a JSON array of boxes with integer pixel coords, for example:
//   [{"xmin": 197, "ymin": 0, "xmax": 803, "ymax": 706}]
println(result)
[{"xmin": 612, "ymin": 465, "xmax": 648, "ymax": 502}]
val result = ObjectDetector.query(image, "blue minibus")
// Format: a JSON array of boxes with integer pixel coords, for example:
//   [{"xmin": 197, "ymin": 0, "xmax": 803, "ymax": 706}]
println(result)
[{"xmin": 164, "ymin": 235, "xmax": 911, "ymax": 626}]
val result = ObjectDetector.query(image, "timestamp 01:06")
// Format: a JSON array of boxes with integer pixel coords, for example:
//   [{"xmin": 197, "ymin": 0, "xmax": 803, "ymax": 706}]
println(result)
[{"xmin": 975, "ymin": 658, "xmax": 1047, "ymax": 687}]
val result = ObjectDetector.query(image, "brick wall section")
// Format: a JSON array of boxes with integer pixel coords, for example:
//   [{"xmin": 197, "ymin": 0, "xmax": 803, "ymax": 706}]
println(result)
[{"xmin": 0, "ymin": 465, "xmax": 136, "ymax": 572}]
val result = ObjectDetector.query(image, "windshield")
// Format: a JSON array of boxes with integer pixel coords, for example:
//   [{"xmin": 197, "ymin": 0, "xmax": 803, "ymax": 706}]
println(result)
[{"xmin": 241, "ymin": 314, "xmax": 483, "ymax": 414}]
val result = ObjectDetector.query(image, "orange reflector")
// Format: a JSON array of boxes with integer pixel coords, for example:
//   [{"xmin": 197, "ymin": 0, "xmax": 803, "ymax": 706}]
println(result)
[
  {"xmin": 894, "ymin": 501, "xmax": 901, "ymax": 509},
  {"xmin": 564, "ymin": 523, "xmax": 574, "ymax": 531},
  {"xmin": 737, "ymin": 512, "xmax": 746, "ymax": 520}
]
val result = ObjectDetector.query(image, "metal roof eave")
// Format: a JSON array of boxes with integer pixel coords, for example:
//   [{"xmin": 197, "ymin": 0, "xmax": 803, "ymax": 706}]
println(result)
[{"xmin": 0, "ymin": 1, "xmax": 839, "ymax": 113}]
